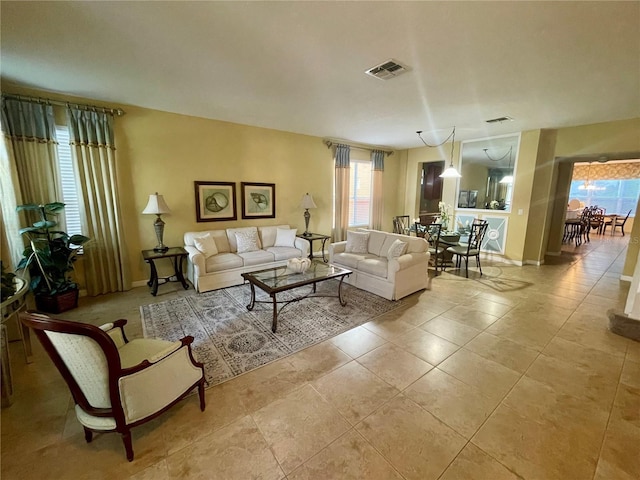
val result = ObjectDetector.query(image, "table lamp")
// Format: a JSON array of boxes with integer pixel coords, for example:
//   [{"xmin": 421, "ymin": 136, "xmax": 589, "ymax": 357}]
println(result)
[
  {"xmin": 300, "ymin": 193, "xmax": 317, "ymax": 236},
  {"xmin": 142, "ymin": 192, "xmax": 171, "ymax": 252}
]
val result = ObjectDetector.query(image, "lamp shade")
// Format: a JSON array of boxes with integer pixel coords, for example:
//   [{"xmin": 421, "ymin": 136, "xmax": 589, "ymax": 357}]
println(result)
[
  {"xmin": 300, "ymin": 193, "xmax": 317, "ymax": 209},
  {"xmin": 439, "ymin": 165, "xmax": 462, "ymax": 178},
  {"xmin": 142, "ymin": 193, "xmax": 171, "ymax": 215}
]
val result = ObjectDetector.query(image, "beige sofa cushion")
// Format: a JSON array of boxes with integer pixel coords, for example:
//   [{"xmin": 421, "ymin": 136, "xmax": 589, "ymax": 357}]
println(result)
[
  {"xmin": 237, "ymin": 250, "xmax": 275, "ymax": 266},
  {"xmin": 185, "ymin": 230, "xmax": 230, "ymax": 253},
  {"xmin": 193, "ymin": 233, "xmax": 218, "ymax": 258},
  {"xmin": 205, "ymin": 253, "xmax": 244, "ymax": 272},
  {"xmin": 365, "ymin": 230, "xmax": 387, "ymax": 256},
  {"xmin": 227, "ymin": 227, "xmax": 261, "ymax": 253},
  {"xmin": 346, "ymin": 231, "xmax": 369, "ymax": 253}
]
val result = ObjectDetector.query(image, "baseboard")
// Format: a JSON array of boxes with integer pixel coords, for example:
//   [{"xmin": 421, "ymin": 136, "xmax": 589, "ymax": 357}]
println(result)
[
  {"xmin": 546, "ymin": 251, "xmax": 561, "ymax": 256},
  {"xmin": 132, "ymin": 279, "xmax": 149, "ymax": 288},
  {"xmin": 523, "ymin": 260, "xmax": 542, "ymax": 266},
  {"xmin": 620, "ymin": 275, "xmax": 633, "ymax": 282}
]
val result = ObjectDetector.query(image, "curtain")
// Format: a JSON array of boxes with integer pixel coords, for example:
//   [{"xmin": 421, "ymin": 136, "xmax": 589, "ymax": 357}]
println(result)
[
  {"xmin": 371, "ymin": 149, "xmax": 385, "ymax": 231},
  {"xmin": 333, "ymin": 144, "xmax": 351, "ymax": 242},
  {"xmin": 66, "ymin": 107, "xmax": 130, "ymax": 295},
  {"xmin": 0, "ymin": 99, "xmax": 61, "ymax": 268}
]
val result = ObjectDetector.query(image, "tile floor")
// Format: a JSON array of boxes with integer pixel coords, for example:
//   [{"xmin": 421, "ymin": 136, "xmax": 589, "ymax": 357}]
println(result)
[{"xmin": 2, "ymin": 234, "xmax": 639, "ymax": 479}]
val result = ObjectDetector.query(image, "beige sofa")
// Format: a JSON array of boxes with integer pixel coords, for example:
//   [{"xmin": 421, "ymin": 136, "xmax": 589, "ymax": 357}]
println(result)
[
  {"xmin": 184, "ymin": 225, "xmax": 309, "ymax": 293},
  {"xmin": 329, "ymin": 229, "xmax": 429, "ymax": 300}
]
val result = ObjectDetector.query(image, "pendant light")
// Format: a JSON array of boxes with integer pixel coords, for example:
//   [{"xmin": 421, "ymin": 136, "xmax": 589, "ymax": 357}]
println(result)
[
  {"xmin": 416, "ymin": 126, "xmax": 461, "ymax": 178},
  {"xmin": 499, "ymin": 147, "xmax": 514, "ymax": 184}
]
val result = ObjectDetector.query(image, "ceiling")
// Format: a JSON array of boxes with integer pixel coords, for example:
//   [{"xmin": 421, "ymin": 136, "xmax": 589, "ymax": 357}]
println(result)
[{"xmin": 1, "ymin": 1, "xmax": 638, "ymax": 149}]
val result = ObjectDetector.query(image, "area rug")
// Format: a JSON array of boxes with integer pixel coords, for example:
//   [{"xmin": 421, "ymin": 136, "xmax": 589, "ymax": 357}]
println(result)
[{"xmin": 140, "ymin": 281, "xmax": 404, "ymax": 388}]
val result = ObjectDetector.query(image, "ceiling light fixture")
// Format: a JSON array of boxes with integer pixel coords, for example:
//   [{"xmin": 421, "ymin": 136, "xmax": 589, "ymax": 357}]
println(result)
[
  {"xmin": 494, "ymin": 147, "xmax": 514, "ymax": 184},
  {"xmin": 416, "ymin": 127, "xmax": 461, "ymax": 178},
  {"xmin": 578, "ymin": 162, "xmax": 605, "ymax": 191},
  {"xmin": 482, "ymin": 147, "xmax": 512, "ymax": 163}
]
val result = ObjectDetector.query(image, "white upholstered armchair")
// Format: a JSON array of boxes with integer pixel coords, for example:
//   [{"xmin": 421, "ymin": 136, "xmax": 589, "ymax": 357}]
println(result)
[{"xmin": 20, "ymin": 311, "xmax": 206, "ymax": 461}]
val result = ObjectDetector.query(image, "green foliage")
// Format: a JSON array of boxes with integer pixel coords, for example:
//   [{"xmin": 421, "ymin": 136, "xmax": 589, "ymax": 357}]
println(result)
[
  {"xmin": 1, "ymin": 261, "xmax": 17, "ymax": 302},
  {"xmin": 16, "ymin": 202, "xmax": 90, "ymax": 296}
]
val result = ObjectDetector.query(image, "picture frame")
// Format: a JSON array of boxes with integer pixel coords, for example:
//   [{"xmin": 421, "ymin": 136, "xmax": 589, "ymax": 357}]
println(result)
[
  {"xmin": 241, "ymin": 182, "xmax": 276, "ymax": 219},
  {"xmin": 458, "ymin": 190, "xmax": 469, "ymax": 208},
  {"xmin": 469, "ymin": 190, "xmax": 478, "ymax": 209},
  {"xmin": 194, "ymin": 181, "xmax": 237, "ymax": 222}
]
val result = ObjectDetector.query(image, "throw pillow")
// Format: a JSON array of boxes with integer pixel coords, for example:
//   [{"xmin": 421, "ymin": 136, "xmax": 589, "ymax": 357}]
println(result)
[
  {"xmin": 193, "ymin": 233, "xmax": 218, "ymax": 258},
  {"xmin": 345, "ymin": 231, "xmax": 370, "ymax": 254},
  {"xmin": 274, "ymin": 228, "xmax": 297, "ymax": 248},
  {"xmin": 235, "ymin": 229, "xmax": 261, "ymax": 253},
  {"xmin": 387, "ymin": 239, "xmax": 408, "ymax": 260}
]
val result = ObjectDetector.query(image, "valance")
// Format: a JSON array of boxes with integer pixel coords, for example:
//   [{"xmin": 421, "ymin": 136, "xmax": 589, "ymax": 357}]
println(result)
[{"xmin": 573, "ymin": 162, "xmax": 640, "ymax": 181}]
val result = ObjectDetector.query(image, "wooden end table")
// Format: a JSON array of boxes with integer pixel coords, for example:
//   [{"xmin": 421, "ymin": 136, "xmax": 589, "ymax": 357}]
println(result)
[
  {"xmin": 296, "ymin": 233, "xmax": 331, "ymax": 262},
  {"xmin": 141, "ymin": 247, "xmax": 189, "ymax": 296}
]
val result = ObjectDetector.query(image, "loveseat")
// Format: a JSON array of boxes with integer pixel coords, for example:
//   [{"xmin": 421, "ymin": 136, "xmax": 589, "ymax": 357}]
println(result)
[
  {"xmin": 184, "ymin": 225, "xmax": 309, "ymax": 293},
  {"xmin": 329, "ymin": 229, "xmax": 429, "ymax": 300}
]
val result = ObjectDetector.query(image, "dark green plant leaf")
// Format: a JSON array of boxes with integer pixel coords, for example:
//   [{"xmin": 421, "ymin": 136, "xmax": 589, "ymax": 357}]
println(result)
[
  {"xmin": 44, "ymin": 202, "xmax": 66, "ymax": 214},
  {"xmin": 16, "ymin": 203, "xmax": 40, "ymax": 212},
  {"xmin": 33, "ymin": 220, "xmax": 58, "ymax": 229}
]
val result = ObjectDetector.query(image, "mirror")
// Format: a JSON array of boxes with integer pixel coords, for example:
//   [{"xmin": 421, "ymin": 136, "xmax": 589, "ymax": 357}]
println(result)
[{"xmin": 458, "ymin": 134, "xmax": 520, "ymax": 211}]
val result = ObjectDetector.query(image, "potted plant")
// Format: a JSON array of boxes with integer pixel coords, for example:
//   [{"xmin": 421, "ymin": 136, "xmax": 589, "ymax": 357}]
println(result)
[
  {"xmin": 16, "ymin": 202, "xmax": 90, "ymax": 313},
  {"xmin": 1, "ymin": 261, "xmax": 17, "ymax": 302}
]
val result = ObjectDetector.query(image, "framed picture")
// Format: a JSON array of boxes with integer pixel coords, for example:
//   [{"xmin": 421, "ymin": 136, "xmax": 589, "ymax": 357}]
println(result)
[
  {"xmin": 458, "ymin": 190, "xmax": 469, "ymax": 208},
  {"xmin": 194, "ymin": 181, "xmax": 237, "ymax": 222},
  {"xmin": 469, "ymin": 190, "xmax": 478, "ymax": 208},
  {"xmin": 241, "ymin": 182, "xmax": 275, "ymax": 219}
]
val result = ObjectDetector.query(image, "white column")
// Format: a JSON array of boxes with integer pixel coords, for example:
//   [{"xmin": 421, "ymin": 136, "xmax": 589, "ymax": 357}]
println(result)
[{"xmin": 624, "ymin": 251, "xmax": 640, "ymax": 318}]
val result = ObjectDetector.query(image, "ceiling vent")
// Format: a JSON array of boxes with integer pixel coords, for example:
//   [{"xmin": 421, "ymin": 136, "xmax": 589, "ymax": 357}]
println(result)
[
  {"xmin": 365, "ymin": 59, "xmax": 409, "ymax": 80},
  {"xmin": 485, "ymin": 116, "xmax": 514, "ymax": 124}
]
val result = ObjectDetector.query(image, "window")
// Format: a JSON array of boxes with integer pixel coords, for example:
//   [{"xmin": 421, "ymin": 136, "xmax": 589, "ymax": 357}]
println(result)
[
  {"xmin": 55, "ymin": 125, "xmax": 83, "ymax": 236},
  {"xmin": 348, "ymin": 159, "xmax": 372, "ymax": 227},
  {"xmin": 569, "ymin": 179, "xmax": 639, "ymax": 216}
]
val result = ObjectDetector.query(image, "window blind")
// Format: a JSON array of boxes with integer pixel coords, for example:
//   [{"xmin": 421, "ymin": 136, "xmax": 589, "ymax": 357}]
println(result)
[{"xmin": 55, "ymin": 125, "xmax": 83, "ymax": 236}]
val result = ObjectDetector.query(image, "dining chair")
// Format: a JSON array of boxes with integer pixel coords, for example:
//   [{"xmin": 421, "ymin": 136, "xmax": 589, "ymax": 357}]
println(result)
[
  {"xmin": 424, "ymin": 223, "xmax": 445, "ymax": 274},
  {"xmin": 392, "ymin": 215, "xmax": 411, "ymax": 235},
  {"xmin": 446, "ymin": 222, "xmax": 488, "ymax": 278},
  {"xmin": 20, "ymin": 311, "xmax": 206, "ymax": 461},
  {"xmin": 589, "ymin": 207, "xmax": 605, "ymax": 234},
  {"xmin": 414, "ymin": 221, "xmax": 426, "ymax": 238},
  {"xmin": 602, "ymin": 210, "xmax": 632, "ymax": 236}
]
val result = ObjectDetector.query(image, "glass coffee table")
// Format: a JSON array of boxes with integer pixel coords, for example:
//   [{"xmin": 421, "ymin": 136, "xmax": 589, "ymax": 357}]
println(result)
[{"xmin": 241, "ymin": 261, "xmax": 352, "ymax": 332}]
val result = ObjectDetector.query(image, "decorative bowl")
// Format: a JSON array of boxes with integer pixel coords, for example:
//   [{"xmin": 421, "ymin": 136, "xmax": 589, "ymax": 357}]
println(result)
[{"xmin": 287, "ymin": 257, "xmax": 311, "ymax": 274}]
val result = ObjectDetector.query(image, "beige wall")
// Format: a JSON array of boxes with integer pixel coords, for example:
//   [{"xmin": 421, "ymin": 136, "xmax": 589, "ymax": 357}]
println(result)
[
  {"xmin": 555, "ymin": 118, "xmax": 640, "ymax": 158},
  {"xmin": 459, "ymin": 163, "xmax": 488, "ymax": 207},
  {"xmin": 405, "ymin": 141, "xmax": 460, "ymax": 219},
  {"xmin": 3, "ymin": 85, "xmax": 405, "ymax": 286},
  {"xmin": 522, "ymin": 129, "xmax": 558, "ymax": 263}
]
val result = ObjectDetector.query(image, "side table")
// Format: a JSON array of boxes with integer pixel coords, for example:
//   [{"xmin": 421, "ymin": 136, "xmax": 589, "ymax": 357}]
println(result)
[
  {"xmin": 296, "ymin": 233, "xmax": 331, "ymax": 262},
  {"xmin": 141, "ymin": 247, "xmax": 189, "ymax": 296},
  {"xmin": 1, "ymin": 277, "xmax": 32, "ymax": 407}
]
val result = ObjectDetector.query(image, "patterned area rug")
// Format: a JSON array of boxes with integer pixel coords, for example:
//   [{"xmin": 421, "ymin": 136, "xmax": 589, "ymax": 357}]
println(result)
[{"xmin": 140, "ymin": 281, "xmax": 403, "ymax": 388}]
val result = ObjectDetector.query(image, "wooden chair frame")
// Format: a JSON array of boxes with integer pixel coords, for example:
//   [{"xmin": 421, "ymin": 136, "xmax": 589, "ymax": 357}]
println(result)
[{"xmin": 20, "ymin": 312, "xmax": 205, "ymax": 461}]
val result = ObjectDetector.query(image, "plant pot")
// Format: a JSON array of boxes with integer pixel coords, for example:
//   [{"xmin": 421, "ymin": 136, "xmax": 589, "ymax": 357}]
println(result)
[{"xmin": 35, "ymin": 289, "xmax": 79, "ymax": 314}]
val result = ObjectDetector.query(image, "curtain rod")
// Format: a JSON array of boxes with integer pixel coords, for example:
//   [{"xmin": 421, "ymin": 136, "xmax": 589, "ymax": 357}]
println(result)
[
  {"xmin": 1, "ymin": 93, "xmax": 126, "ymax": 116},
  {"xmin": 323, "ymin": 138, "xmax": 394, "ymax": 156}
]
